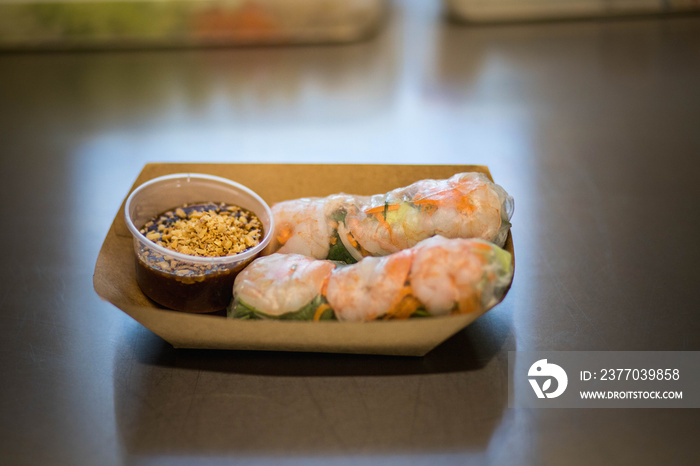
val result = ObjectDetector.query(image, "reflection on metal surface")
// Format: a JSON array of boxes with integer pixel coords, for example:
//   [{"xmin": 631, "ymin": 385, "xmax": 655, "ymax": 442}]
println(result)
[
  {"xmin": 112, "ymin": 316, "xmax": 509, "ymax": 459},
  {"xmin": 66, "ymin": 18, "xmax": 398, "ymax": 162}
]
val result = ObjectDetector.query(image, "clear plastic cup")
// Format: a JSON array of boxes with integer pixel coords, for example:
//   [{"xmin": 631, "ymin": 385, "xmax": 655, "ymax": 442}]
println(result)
[{"xmin": 124, "ymin": 174, "xmax": 274, "ymax": 313}]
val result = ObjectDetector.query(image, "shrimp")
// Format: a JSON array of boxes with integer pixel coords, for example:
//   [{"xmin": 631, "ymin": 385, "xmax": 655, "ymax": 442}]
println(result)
[
  {"xmin": 409, "ymin": 236, "xmax": 513, "ymax": 316},
  {"xmin": 342, "ymin": 209, "xmax": 399, "ymax": 257},
  {"xmin": 344, "ymin": 173, "xmax": 513, "ymax": 256},
  {"xmin": 264, "ymin": 194, "xmax": 367, "ymax": 260},
  {"xmin": 421, "ymin": 173, "xmax": 505, "ymax": 240},
  {"xmin": 233, "ymin": 254, "xmax": 336, "ymax": 317},
  {"xmin": 325, "ymin": 249, "xmax": 414, "ymax": 322},
  {"xmin": 264, "ymin": 198, "xmax": 332, "ymax": 259}
]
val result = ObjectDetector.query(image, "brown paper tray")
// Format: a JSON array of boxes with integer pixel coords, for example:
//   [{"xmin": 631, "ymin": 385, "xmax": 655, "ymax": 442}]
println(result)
[{"xmin": 94, "ymin": 163, "xmax": 514, "ymax": 356}]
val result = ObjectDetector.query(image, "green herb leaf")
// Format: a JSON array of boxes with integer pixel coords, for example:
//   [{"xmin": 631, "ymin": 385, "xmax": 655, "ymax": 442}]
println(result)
[
  {"xmin": 410, "ymin": 308, "xmax": 432, "ymax": 318},
  {"xmin": 327, "ymin": 231, "xmax": 358, "ymax": 264},
  {"xmin": 229, "ymin": 295, "xmax": 336, "ymax": 321}
]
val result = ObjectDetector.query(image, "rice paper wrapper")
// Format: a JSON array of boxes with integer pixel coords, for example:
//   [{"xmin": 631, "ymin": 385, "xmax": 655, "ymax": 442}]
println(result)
[
  {"xmin": 230, "ymin": 236, "xmax": 513, "ymax": 323},
  {"xmin": 264, "ymin": 172, "xmax": 513, "ymax": 261}
]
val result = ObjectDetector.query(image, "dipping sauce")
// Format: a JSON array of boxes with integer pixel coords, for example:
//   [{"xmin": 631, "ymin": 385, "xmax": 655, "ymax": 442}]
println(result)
[
  {"xmin": 135, "ymin": 256, "xmax": 250, "ymax": 313},
  {"xmin": 135, "ymin": 202, "xmax": 264, "ymax": 313}
]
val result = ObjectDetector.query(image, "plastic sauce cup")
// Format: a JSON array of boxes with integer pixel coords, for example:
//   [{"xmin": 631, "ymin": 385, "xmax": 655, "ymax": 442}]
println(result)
[{"xmin": 124, "ymin": 174, "xmax": 274, "ymax": 313}]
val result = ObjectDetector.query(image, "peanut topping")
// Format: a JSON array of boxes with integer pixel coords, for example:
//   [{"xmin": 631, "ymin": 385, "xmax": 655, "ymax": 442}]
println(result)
[{"xmin": 139, "ymin": 203, "xmax": 263, "ymax": 257}]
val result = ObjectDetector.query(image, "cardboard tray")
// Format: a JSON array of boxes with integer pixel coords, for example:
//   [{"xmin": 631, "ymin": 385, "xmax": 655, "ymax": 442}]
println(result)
[{"xmin": 93, "ymin": 163, "xmax": 514, "ymax": 356}]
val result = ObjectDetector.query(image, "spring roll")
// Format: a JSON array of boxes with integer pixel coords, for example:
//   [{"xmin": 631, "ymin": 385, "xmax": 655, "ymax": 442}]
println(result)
[
  {"xmin": 263, "ymin": 172, "xmax": 513, "ymax": 262},
  {"xmin": 229, "ymin": 254, "xmax": 336, "ymax": 321},
  {"xmin": 229, "ymin": 236, "xmax": 513, "ymax": 322}
]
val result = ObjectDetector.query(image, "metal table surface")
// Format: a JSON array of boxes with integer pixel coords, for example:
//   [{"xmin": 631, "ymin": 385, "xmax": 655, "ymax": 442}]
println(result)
[{"xmin": 1, "ymin": 1, "xmax": 699, "ymax": 465}]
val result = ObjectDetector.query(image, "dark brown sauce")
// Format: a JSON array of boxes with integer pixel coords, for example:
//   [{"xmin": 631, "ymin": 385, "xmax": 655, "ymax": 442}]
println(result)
[{"xmin": 135, "ymin": 256, "xmax": 252, "ymax": 313}]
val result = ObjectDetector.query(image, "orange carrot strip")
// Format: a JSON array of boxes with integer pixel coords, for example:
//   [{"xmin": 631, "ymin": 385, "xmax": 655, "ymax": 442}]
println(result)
[
  {"xmin": 366, "ymin": 211, "xmax": 396, "ymax": 244},
  {"xmin": 276, "ymin": 226, "xmax": 292, "ymax": 245},
  {"xmin": 383, "ymin": 286, "xmax": 421, "ymax": 320},
  {"xmin": 456, "ymin": 290, "xmax": 481, "ymax": 314},
  {"xmin": 364, "ymin": 204, "xmax": 400, "ymax": 215},
  {"xmin": 346, "ymin": 232, "xmax": 358, "ymax": 248},
  {"xmin": 412, "ymin": 198, "xmax": 441, "ymax": 206},
  {"xmin": 313, "ymin": 304, "xmax": 331, "ymax": 322}
]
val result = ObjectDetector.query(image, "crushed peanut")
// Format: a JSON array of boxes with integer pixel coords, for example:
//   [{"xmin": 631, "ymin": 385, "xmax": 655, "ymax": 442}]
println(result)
[{"xmin": 139, "ymin": 202, "xmax": 263, "ymax": 258}]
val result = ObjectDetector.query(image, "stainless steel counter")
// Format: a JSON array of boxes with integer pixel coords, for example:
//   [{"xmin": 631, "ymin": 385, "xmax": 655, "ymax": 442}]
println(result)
[{"xmin": 1, "ymin": 1, "xmax": 699, "ymax": 464}]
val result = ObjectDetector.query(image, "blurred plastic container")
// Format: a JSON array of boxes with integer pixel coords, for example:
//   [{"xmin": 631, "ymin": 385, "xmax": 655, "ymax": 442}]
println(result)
[
  {"xmin": 444, "ymin": 0, "xmax": 699, "ymax": 23},
  {"xmin": 0, "ymin": 0, "xmax": 387, "ymax": 50},
  {"xmin": 124, "ymin": 173, "xmax": 273, "ymax": 313}
]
